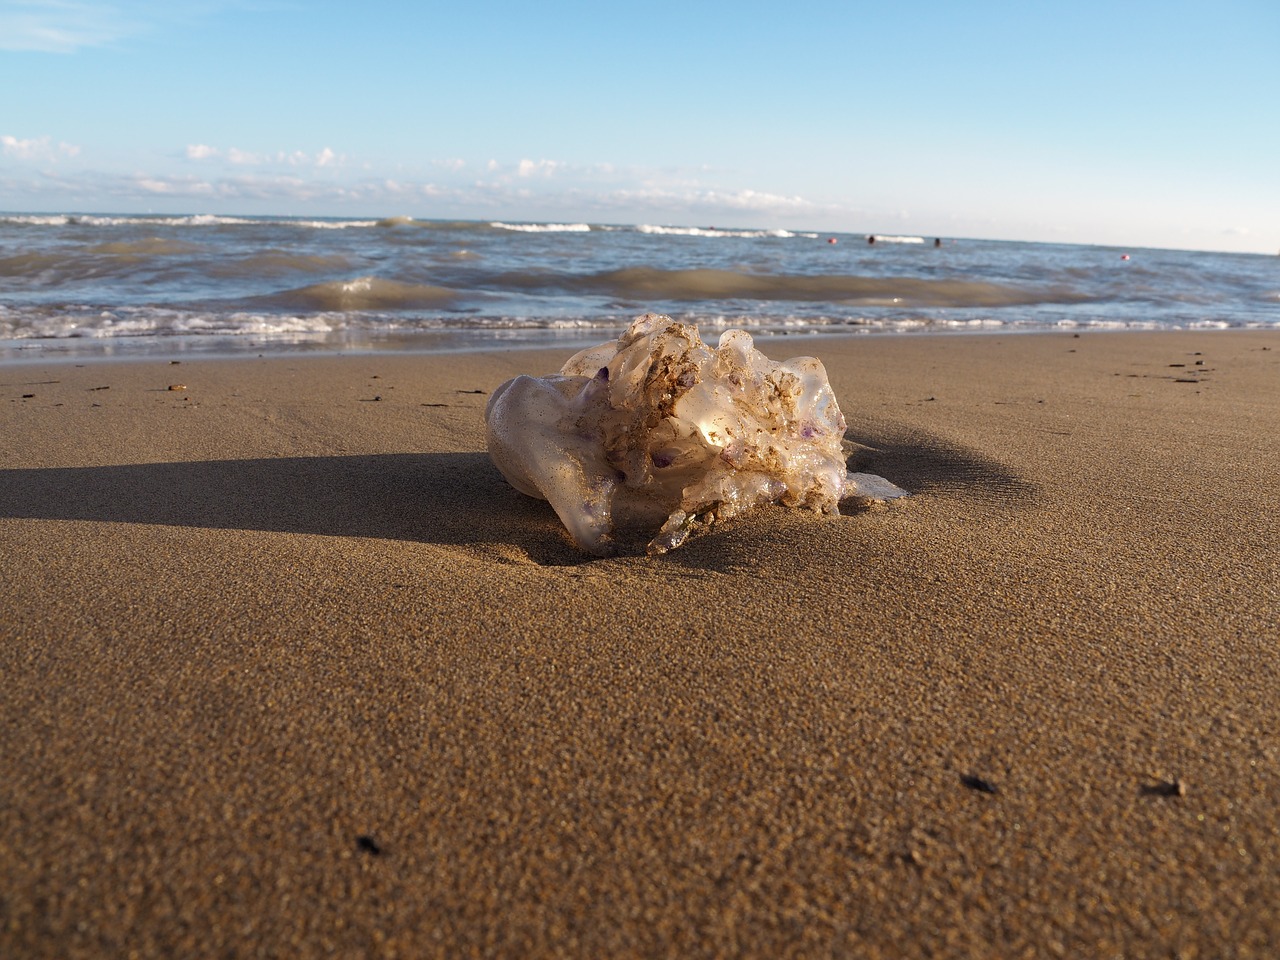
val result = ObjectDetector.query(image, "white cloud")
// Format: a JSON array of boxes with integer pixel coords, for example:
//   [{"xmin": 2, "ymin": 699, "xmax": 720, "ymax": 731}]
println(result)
[
  {"xmin": 0, "ymin": 1, "xmax": 251, "ymax": 54},
  {"xmin": 226, "ymin": 146, "xmax": 260, "ymax": 165},
  {"xmin": 0, "ymin": 0, "xmax": 135, "ymax": 52},
  {"xmin": 136, "ymin": 174, "xmax": 213, "ymax": 195},
  {"xmin": 517, "ymin": 158, "xmax": 560, "ymax": 179},
  {"xmin": 2, "ymin": 133, "xmax": 80, "ymax": 161},
  {"xmin": 185, "ymin": 143, "xmax": 344, "ymax": 169},
  {"xmin": 0, "ymin": 151, "xmax": 829, "ymax": 227},
  {"xmin": 599, "ymin": 185, "xmax": 819, "ymax": 219}
]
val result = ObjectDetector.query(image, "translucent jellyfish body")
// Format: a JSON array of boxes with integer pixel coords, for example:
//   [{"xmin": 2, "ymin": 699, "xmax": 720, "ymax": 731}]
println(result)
[{"xmin": 485, "ymin": 314, "xmax": 906, "ymax": 555}]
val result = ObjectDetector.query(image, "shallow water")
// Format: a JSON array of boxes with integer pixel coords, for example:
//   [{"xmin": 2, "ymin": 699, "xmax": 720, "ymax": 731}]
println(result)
[{"xmin": 2, "ymin": 213, "xmax": 1277, "ymax": 360}]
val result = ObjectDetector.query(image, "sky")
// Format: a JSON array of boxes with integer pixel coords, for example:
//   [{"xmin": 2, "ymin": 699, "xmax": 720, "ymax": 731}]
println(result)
[{"xmin": 1, "ymin": 0, "xmax": 1277, "ymax": 253}]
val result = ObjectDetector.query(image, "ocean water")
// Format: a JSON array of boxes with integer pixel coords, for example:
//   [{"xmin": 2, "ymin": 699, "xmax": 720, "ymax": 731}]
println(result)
[{"xmin": 1, "ymin": 213, "xmax": 1277, "ymax": 360}]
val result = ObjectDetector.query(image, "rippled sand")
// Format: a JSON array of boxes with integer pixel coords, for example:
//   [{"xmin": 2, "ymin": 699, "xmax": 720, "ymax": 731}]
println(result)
[{"xmin": 2, "ymin": 331, "xmax": 1278, "ymax": 957}]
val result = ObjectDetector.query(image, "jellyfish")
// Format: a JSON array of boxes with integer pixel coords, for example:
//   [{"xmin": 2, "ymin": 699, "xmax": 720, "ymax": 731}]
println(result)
[{"xmin": 485, "ymin": 314, "xmax": 906, "ymax": 555}]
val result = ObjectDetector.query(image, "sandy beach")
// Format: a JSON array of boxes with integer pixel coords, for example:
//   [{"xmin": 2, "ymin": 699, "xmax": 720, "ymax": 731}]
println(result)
[{"xmin": 2, "ymin": 330, "xmax": 1278, "ymax": 957}]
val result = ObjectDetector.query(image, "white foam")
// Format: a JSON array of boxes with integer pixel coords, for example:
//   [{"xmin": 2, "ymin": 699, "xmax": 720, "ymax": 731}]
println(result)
[
  {"xmin": 868, "ymin": 235, "xmax": 925, "ymax": 244},
  {"xmin": 0, "ymin": 213, "xmax": 377, "ymax": 229},
  {"xmin": 491, "ymin": 222, "xmax": 592, "ymax": 233},
  {"xmin": 278, "ymin": 219, "xmax": 379, "ymax": 229},
  {"xmin": 0, "ymin": 214, "xmax": 74, "ymax": 226},
  {"xmin": 0, "ymin": 305, "xmax": 337, "ymax": 339},
  {"xmin": 636, "ymin": 224, "xmax": 801, "ymax": 239}
]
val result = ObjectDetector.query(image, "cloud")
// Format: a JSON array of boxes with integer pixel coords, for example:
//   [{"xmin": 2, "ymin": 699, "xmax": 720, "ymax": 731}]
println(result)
[
  {"xmin": 0, "ymin": 0, "xmax": 135, "ymax": 53},
  {"xmin": 595, "ymin": 186, "xmax": 820, "ymax": 219},
  {"xmin": 226, "ymin": 146, "xmax": 260, "ymax": 166},
  {"xmin": 2, "ymin": 133, "xmax": 81, "ymax": 161},
  {"xmin": 0, "ymin": 1, "xmax": 248, "ymax": 54},
  {"xmin": 0, "ymin": 153, "xmax": 837, "ymax": 230},
  {"xmin": 135, "ymin": 174, "xmax": 213, "ymax": 196},
  {"xmin": 185, "ymin": 143, "xmax": 344, "ymax": 169},
  {"xmin": 517, "ymin": 158, "xmax": 560, "ymax": 179}
]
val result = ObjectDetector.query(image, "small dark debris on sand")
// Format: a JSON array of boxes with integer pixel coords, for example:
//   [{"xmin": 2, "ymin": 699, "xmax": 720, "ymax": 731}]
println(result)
[
  {"xmin": 1142, "ymin": 778, "xmax": 1187, "ymax": 798},
  {"xmin": 960, "ymin": 774, "xmax": 998, "ymax": 794}
]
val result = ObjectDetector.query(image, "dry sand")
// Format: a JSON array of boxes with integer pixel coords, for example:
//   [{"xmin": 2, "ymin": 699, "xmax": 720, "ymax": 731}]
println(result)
[{"xmin": 2, "ymin": 331, "xmax": 1278, "ymax": 958}]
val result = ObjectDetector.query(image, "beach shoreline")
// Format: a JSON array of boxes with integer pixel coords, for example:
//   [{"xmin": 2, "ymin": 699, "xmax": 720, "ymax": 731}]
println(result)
[
  {"xmin": 5, "ymin": 320, "xmax": 1273, "ymax": 368},
  {"xmin": 3, "ymin": 329, "xmax": 1278, "ymax": 956}
]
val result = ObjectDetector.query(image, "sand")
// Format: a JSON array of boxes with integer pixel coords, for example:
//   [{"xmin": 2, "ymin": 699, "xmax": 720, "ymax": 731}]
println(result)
[{"xmin": 2, "ymin": 330, "xmax": 1278, "ymax": 958}]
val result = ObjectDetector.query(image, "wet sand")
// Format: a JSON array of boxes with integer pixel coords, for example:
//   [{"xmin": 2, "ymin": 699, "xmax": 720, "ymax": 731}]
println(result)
[{"xmin": 2, "ymin": 331, "xmax": 1278, "ymax": 957}]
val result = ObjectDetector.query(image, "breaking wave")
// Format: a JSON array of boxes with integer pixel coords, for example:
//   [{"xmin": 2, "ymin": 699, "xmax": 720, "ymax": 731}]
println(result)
[
  {"xmin": 0, "ymin": 214, "xmax": 378, "ymax": 229},
  {"xmin": 261, "ymin": 276, "xmax": 459, "ymax": 311},
  {"xmin": 3, "ymin": 213, "xmax": 1274, "ymax": 353},
  {"xmin": 636, "ymin": 224, "xmax": 814, "ymax": 239},
  {"xmin": 491, "ymin": 222, "xmax": 593, "ymax": 233},
  {"xmin": 495, "ymin": 266, "xmax": 1085, "ymax": 308}
]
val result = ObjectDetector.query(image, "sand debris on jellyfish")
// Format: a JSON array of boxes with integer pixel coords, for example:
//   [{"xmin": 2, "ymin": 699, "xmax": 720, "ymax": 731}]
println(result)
[{"xmin": 485, "ymin": 314, "xmax": 906, "ymax": 555}]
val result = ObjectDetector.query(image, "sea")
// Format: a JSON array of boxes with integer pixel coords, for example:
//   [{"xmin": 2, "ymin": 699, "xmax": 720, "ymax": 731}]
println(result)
[{"xmin": 2, "ymin": 213, "xmax": 1277, "ymax": 362}]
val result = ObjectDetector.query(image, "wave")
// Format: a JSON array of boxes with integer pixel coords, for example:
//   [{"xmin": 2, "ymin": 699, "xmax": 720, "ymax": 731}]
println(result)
[
  {"xmin": 0, "ymin": 244, "xmax": 348, "ymax": 283},
  {"xmin": 0, "ymin": 305, "xmax": 338, "ymax": 339},
  {"xmin": 0, "ymin": 213, "xmax": 378, "ymax": 229},
  {"xmin": 259, "ymin": 276, "xmax": 459, "ymax": 311},
  {"xmin": 86, "ymin": 238, "xmax": 204, "ymax": 256},
  {"xmin": 495, "ymin": 266, "xmax": 1082, "ymax": 308},
  {"xmin": 209, "ymin": 251, "xmax": 353, "ymax": 278},
  {"xmin": 10, "ymin": 303, "xmax": 1270, "ymax": 345},
  {"xmin": 635, "ymin": 224, "xmax": 812, "ymax": 239},
  {"xmin": 0, "ymin": 251, "xmax": 90, "ymax": 280},
  {"xmin": 490, "ymin": 221, "xmax": 593, "ymax": 233},
  {"xmin": 276, "ymin": 218, "xmax": 379, "ymax": 229},
  {"xmin": 82, "ymin": 214, "xmax": 258, "ymax": 227},
  {"xmin": 867, "ymin": 235, "xmax": 925, "ymax": 244},
  {"xmin": 0, "ymin": 214, "xmax": 822, "ymax": 238},
  {"xmin": 371, "ymin": 217, "xmax": 596, "ymax": 234}
]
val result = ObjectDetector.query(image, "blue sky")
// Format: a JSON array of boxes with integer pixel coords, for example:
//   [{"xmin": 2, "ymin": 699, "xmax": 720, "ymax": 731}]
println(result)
[{"xmin": 2, "ymin": 0, "xmax": 1277, "ymax": 252}]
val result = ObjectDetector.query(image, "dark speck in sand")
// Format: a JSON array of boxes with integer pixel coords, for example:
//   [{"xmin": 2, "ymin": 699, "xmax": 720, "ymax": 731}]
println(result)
[
  {"xmin": 356, "ymin": 835, "xmax": 383, "ymax": 855},
  {"xmin": 456, "ymin": 389, "xmax": 486, "ymax": 394},
  {"xmin": 1141, "ymin": 778, "xmax": 1186, "ymax": 798},
  {"xmin": 961, "ymin": 774, "xmax": 998, "ymax": 794}
]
